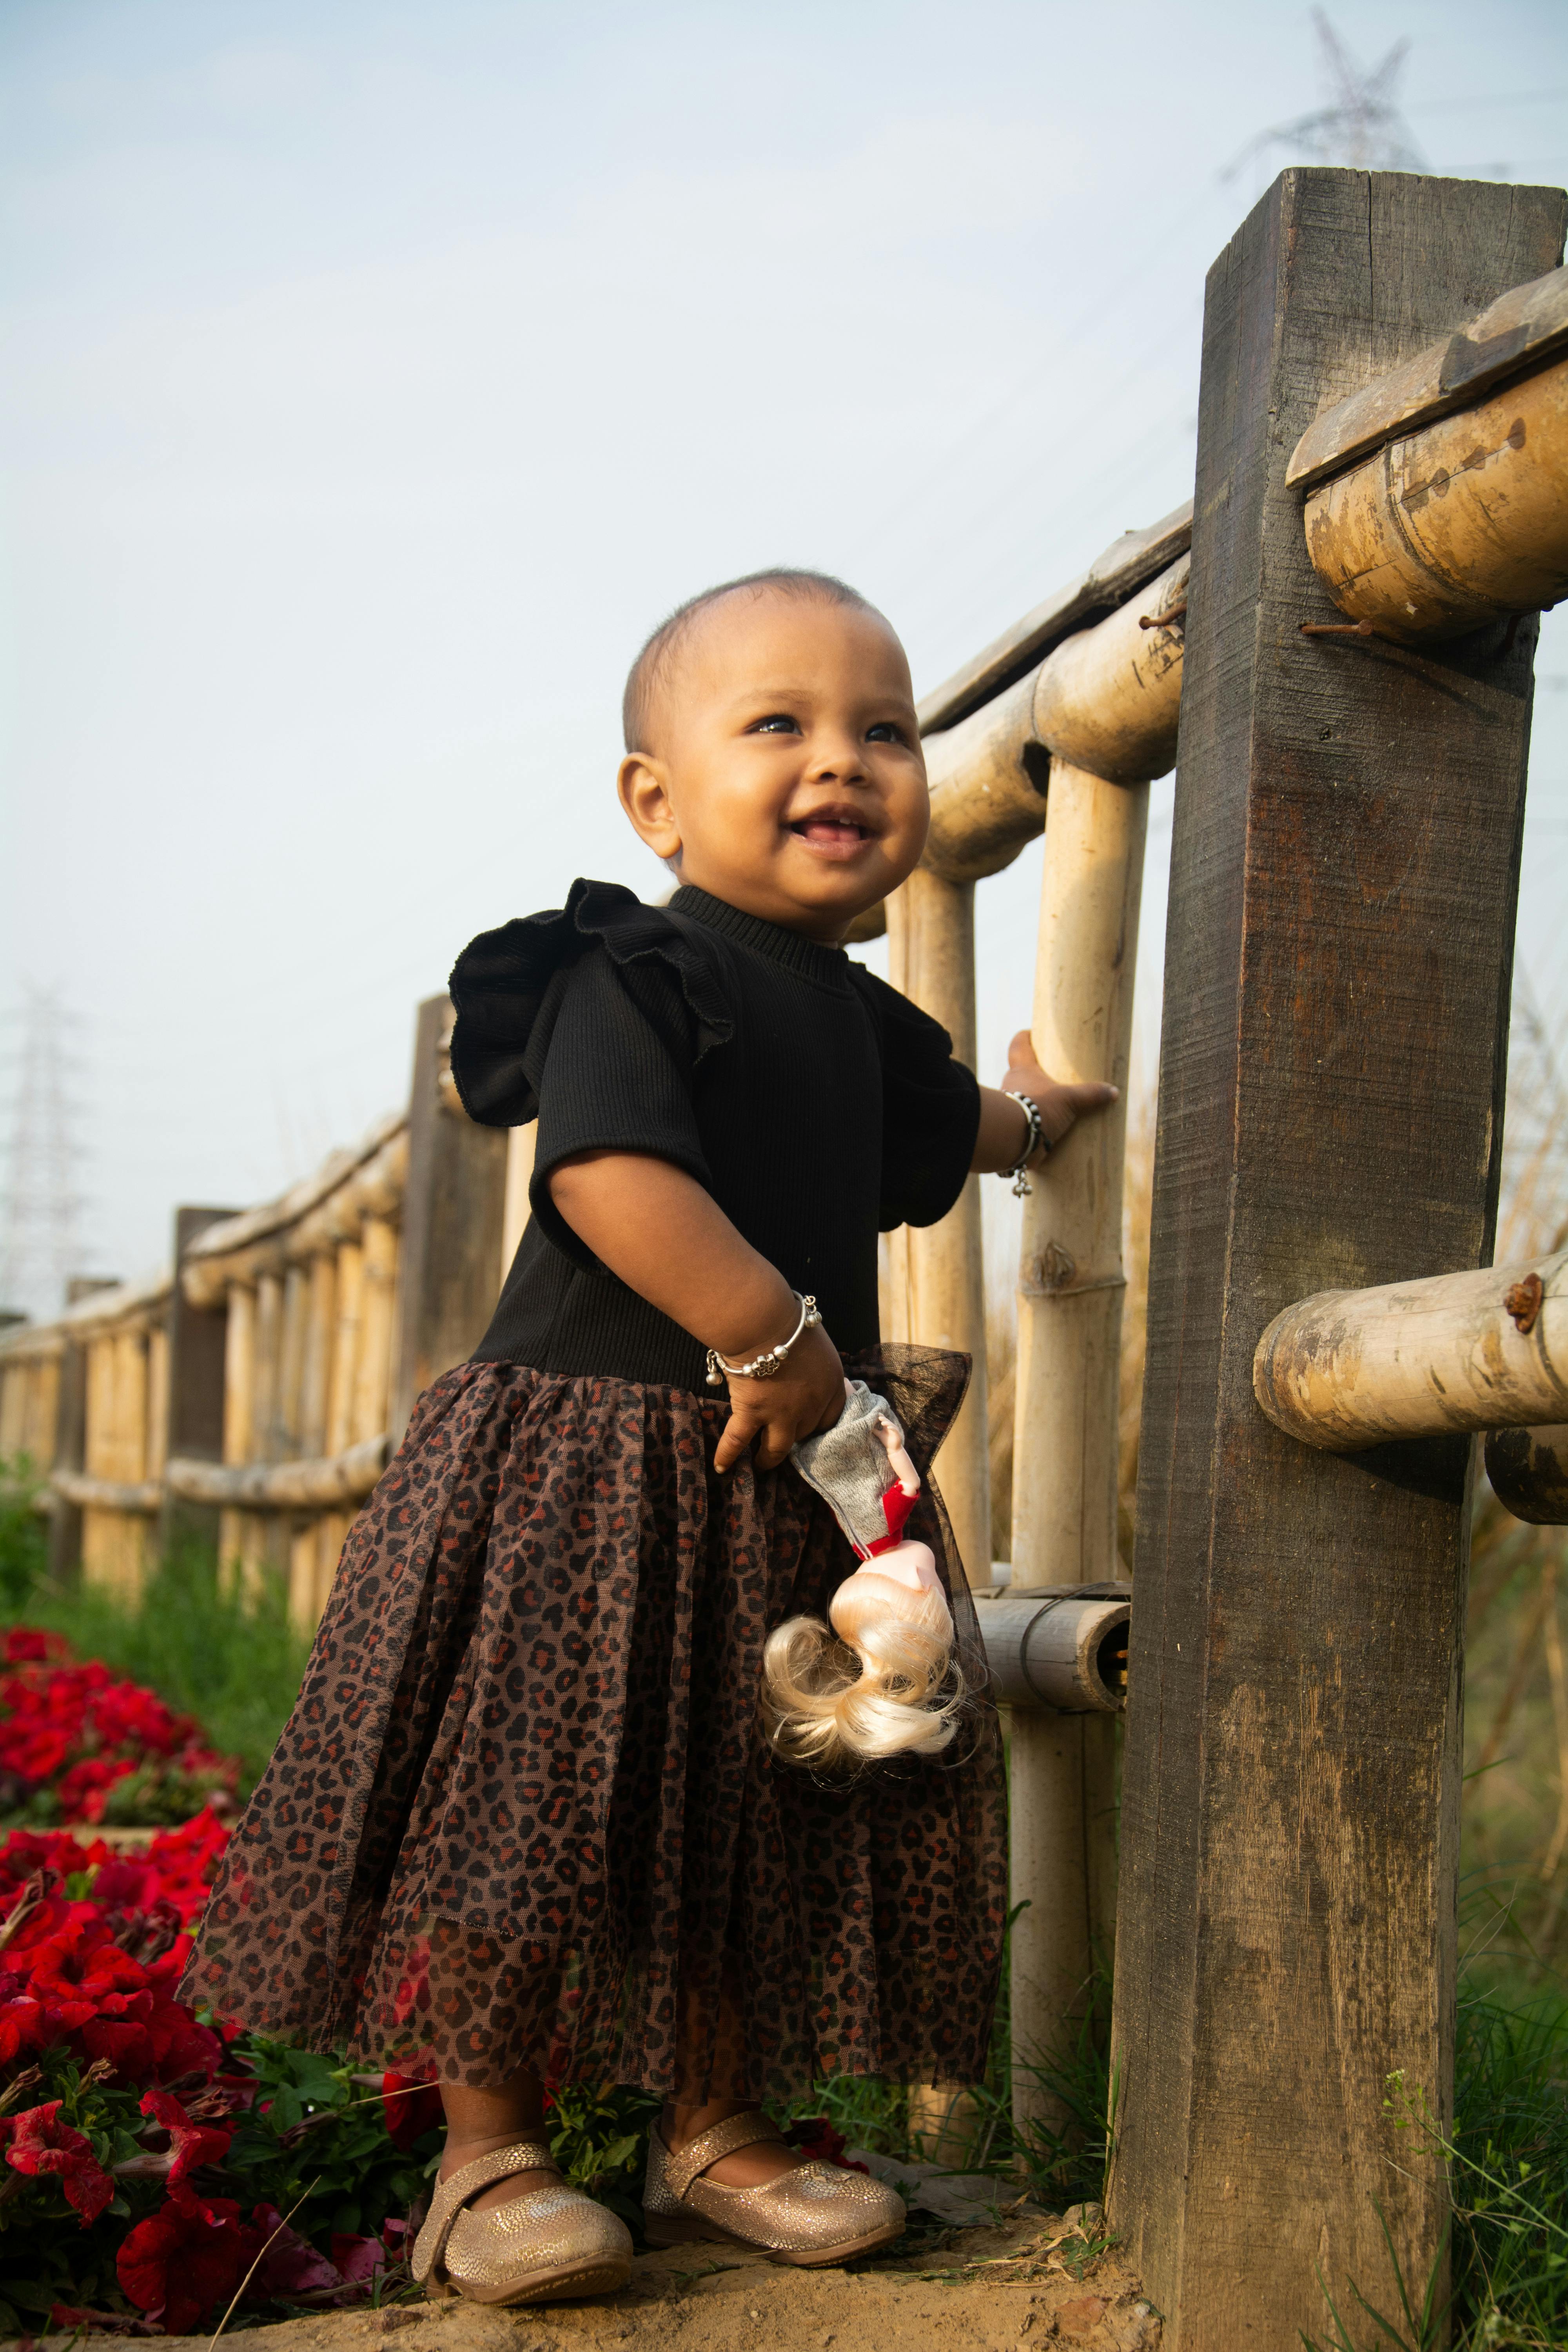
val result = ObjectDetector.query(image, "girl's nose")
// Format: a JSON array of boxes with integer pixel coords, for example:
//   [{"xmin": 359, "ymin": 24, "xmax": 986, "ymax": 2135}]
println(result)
[{"xmin": 805, "ymin": 731, "xmax": 868, "ymax": 782}]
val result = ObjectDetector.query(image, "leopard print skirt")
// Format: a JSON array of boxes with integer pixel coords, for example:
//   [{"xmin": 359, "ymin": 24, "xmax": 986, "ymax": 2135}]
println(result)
[{"xmin": 180, "ymin": 1344, "xmax": 1006, "ymax": 2099}]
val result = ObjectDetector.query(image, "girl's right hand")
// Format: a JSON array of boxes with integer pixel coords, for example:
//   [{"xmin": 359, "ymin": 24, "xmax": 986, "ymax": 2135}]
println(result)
[{"xmin": 715, "ymin": 1321, "xmax": 846, "ymax": 1474}]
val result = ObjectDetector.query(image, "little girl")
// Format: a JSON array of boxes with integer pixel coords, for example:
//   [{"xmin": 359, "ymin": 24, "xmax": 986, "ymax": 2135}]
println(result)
[{"xmin": 183, "ymin": 567, "xmax": 1113, "ymax": 2308}]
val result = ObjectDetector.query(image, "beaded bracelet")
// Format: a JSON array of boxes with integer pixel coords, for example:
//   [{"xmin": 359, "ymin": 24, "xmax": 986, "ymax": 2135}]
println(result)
[
  {"xmin": 1002, "ymin": 1091, "xmax": 1049, "ymax": 1197},
  {"xmin": 705, "ymin": 1292, "xmax": 822, "ymax": 1388}
]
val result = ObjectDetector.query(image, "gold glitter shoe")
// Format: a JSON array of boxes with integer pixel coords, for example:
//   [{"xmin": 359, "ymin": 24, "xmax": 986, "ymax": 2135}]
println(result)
[
  {"xmin": 641, "ymin": 2112, "xmax": 905, "ymax": 2266},
  {"xmin": 410, "ymin": 2141, "xmax": 633, "ymax": 2306}
]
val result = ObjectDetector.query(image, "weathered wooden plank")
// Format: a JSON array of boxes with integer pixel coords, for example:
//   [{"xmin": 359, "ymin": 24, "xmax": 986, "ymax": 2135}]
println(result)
[
  {"xmin": 159, "ymin": 1205, "xmax": 236, "ymax": 1554},
  {"xmin": 1109, "ymin": 167, "xmax": 1566, "ymax": 2347},
  {"xmin": 390, "ymin": 996, "xmax": 509, "ymax": 1441},
  {"xmin": 915, "ymin": 501, "xmax": 1193, "ymax": 736},
  {"xmin": 1288, "ymin": 259, "xmax": 1568, "ymax": 492}
]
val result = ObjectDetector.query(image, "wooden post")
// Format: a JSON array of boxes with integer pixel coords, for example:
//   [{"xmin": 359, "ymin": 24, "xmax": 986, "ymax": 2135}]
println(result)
[
  {"xmin": 1007, "ymin": 760, "xmax": 1146, "ymax": 2135},
  {"xmin": 391, "ymin": 995, "xmax": 508, "ymax": 1442},
  {"xmin": 159, "ymin": 1207, "xmax": 236, "ymax": 1558},
  {"xmin": 220, "ymin": 1283, "xmax": 256, "ymax": 1590},
  {"xmin": 885, "ymin": 866, "xmax": 991, "ymax": 1590},
  {"xmin": 1109, "ymin": 168, "xmax": 1565, "ymax": 2345}
]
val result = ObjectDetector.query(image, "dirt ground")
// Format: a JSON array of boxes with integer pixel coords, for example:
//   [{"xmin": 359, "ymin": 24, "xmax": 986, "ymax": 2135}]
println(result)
[{"xmin": 111, "ymin": 2213, "xmax": 1160, "ymax": 2352}]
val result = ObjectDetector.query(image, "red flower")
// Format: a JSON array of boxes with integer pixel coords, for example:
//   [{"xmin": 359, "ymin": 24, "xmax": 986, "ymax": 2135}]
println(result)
[
  {"xmin": 138, "ymin": 2089, "xmax": 233, "ymax": 2186},
  {"xmin": 330, "ymin": 2233, "xmax": 387, "ymax": 2289},
  {"xmin": 380, "ymin": 2067, "xmax": 443, "ymax": 2149},
  {"xmin": 783, "ymin": 2116, "xmax": 870, "ymax": 2173},
  {"xmin": 2, "ymin": 2099, "xmax": 114, "ymax": 2223},
  {"xmin": 248, "ymin": 2205, "xmax": 343, "ymax": 2301},
  {"xmin": 117, "ymin": 2185, "xmax": 264, "ymax": 2334}
]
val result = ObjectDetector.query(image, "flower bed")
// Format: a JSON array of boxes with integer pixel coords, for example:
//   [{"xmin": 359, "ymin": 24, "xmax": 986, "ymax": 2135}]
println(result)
[
  {"xmin": 0, "ymin": 1632, "xmax": 240, "ymax": 1831},
  {"xmin": 0, "ymin": 1814, "xmax": 445, "ymax": 2336}
]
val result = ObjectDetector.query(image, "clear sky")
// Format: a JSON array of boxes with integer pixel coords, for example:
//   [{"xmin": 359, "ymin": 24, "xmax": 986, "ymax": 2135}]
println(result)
[{"xmin": 3, "ymin": 0, "xmax": 1567, "ymax": 1308}]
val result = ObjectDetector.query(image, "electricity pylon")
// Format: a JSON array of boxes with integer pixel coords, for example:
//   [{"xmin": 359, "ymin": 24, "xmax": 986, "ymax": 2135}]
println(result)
[
  {"xmin": 0, "ymin": 987, "xmax": 90, "ymax": 1323},
  {"xmin": 1221, "ymin": 9, "xmax": 1430, "ymax": 186}
]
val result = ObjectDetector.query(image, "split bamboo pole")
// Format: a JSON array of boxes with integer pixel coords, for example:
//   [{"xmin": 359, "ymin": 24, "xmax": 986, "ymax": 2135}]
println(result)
[
  {"xmin": 221, "ymin": 1283, "xmax": 256, "ymax": 1590},
  {"xmin": 352, "ymin": 1217, "xmax": 398, "ymax": 1447},
  {"xmin": 1008, "ymin": 759, "xmax": 1148, "ymax": 2136},
  {"xmin": 301, "ymin": 1252, "xmax": 337, "ymax": 1461},
  {"xmin": 254, "ymin": 1273, "xmax": 284, "ymax": 1462},
  {"xmin": 279, "ymin": 1265, "xmax": 310, "ymax": 1458},
  {"xmin": 884, "ymin": 867, "xmax": 991, "ymax": 1591},
  {"xmin": 326, "ymin": 1240, "xmax": 364, "ymax": 1459}
]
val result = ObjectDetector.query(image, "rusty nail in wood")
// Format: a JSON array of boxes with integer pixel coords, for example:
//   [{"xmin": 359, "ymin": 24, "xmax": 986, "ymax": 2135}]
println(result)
[
  {"xmin": 1299, "ymin": 617, "xmax": 1379, "ymax": 639},
  {"xmin": 1503, "ymin": 1272, "xmax": 1544, "ymax": 1335},
  {"xmin": 1139, "ymin": 603, "xmax": 1187, "ymax": 631}
]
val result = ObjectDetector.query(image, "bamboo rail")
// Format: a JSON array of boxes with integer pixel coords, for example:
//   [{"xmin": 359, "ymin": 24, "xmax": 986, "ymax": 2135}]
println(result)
[
  {"xmin": 180, "ymin": 1114, "xmax": 409, "ymax": 1622},
  {"xmin": 1291, "ymin": 264, "xmax": 1568, "ymax": 643},
  {"xmin": 1485, "ymin": 1423, "xmax": 1568, "ymax": 1524},
  {"xmin": 1254, "ymin": 1246, "xmax": 1568, "ymax": 1451}
]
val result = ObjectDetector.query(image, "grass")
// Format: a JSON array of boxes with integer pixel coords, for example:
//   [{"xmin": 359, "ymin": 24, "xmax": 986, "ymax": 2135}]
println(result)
[
  {"xmin": 0, "ymin": 1467, "xmax": 310, "ymax": 1790},
  {"xmin": 1303, "ymin": 1976, "xmax": 1568, "ymax": 2351}
]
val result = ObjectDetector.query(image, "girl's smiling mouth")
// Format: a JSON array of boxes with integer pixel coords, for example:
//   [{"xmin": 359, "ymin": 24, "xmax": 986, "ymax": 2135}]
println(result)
[{"xmin": 787, "ymin": 806, "xmax": 879, "ymax": 859}]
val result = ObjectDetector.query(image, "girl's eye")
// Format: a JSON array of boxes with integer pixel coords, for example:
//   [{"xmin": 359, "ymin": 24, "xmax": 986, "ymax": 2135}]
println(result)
[
  {"xmin": 867, "ymin": 721, "xmax": 906, "ymax": 745},
  {"xmin": 750, "ymin": 713, "xmax": 800, "ymax": 735}
]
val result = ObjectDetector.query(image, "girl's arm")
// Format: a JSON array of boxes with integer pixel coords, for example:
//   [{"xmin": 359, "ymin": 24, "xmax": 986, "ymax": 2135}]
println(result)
[
  {"xmin": 548, "ymin": 1150, "xmax": 846, "ymax": 1474},
  {"xmin": 971, "ymin": 1028, "xmax": 1119, "ymax": 1175}
]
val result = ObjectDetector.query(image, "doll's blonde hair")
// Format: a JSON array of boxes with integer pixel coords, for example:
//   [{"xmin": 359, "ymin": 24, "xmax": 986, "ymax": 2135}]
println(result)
[{"xmin": 761, "ymin": 1574, "xmax": 964, "ymax": 1770}]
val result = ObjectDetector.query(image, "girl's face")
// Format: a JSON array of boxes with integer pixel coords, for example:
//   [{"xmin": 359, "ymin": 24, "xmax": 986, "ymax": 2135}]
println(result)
[{"xmin": 617, "ymin": 591, "xmax": 930, "ymax": 940}]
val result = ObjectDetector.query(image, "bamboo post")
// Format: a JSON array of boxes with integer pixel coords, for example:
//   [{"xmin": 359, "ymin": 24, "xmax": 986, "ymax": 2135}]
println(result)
[
  {"xmin": 279, "ymin": 1265, "xmax": 310, "ymax": 1457},
  {"xmin": 254, "ymin": 1273, "xmax": 284, "ymax": 1459},
  {"xmin": 300, "ymin": 1250, "xmax": 338, "ymax": 1460},
  {"xmin": 501, "ymin": 1125, "xmax": 536, "ymax": 1292},
  {"xmin": 326, "ymin": 1240, "xmax": 364, "ymax": 1459},
  {"xmin": 884, "ymin": 866, "xmax": 991, "ymax": 1590},
  {"xmin": 1007, "ymin": 760, "xmax": 1147, "ymax": 2136},
  {"xmin": 49, "ymin": 1333, "xmax": 87, "ymax": 1584},
  {"xmin": 221, "ymin": 1283, "xmax": 256, "ymax": 1591},
  {"xmin": 81, "ymin": 1334, "xmax": 111, "ymax": 1586},
  {"xmin": 352, "ymin": 1217, "xmax": 398, "ymax": 1446}
]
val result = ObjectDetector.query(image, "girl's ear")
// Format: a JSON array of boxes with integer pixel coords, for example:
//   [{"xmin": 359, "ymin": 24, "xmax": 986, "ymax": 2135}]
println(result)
[{"xmin": 618, "ymin": 752, "xmax": 681, "ymax": 860}]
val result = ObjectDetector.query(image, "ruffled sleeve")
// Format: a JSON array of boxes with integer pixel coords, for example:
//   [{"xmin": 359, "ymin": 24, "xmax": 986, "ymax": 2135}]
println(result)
[
  {"xmin": 852, "ymin": 970, "xmax": 982, "ymax": 1232},
  {"xmin": 448, "ymin": 878, "xmax": 733, "ymax": 1129}
]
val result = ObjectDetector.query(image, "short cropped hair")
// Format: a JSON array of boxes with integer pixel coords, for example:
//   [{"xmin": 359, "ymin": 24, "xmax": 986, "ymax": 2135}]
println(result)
[{"xmin": 622, "ymin": 567, "xmax": 881, "ymax": 754}]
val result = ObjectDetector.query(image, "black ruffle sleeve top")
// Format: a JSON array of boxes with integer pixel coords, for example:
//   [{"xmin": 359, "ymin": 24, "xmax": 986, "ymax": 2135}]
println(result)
[{"xmin": 450, "ymin": 879, "xmax": 982, "ymax": 1394}]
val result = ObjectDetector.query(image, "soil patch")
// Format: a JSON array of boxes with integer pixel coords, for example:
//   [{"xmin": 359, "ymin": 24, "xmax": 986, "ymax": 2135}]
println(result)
[{"xmin": 94, "ymin": 2215, "xmax": 1160, "ymax": 2352}]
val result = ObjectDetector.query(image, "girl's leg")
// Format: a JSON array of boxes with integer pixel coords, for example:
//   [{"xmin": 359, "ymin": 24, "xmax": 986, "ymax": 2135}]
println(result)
[
  {"xmin": 439, "ymin": 2069, "xmax": 557, "ymax": 2214},
  {"xmin": 660, "ymin": 1973, "xmax": 806, "ymax": 2189}
]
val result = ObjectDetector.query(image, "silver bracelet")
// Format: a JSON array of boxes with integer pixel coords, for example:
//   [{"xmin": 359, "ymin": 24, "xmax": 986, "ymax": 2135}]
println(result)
[
  {"xmin": 1002, "ymin": 1091, "xmax": 1049, "ymax": 1197},
  {"xmin": 705, "ymin": 1292, "xmax": 821, "ymax": 1388}
]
